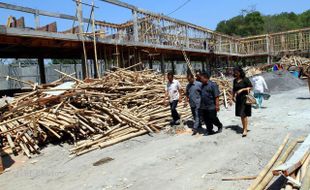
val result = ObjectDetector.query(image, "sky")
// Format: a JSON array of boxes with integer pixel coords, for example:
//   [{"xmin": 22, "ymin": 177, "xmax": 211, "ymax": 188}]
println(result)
[{"xmin": 0, "ymin": 0, "xmax": 309, "ymax": 31}]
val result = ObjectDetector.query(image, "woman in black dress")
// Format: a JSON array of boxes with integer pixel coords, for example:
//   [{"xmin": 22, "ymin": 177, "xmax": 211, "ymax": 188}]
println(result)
[{"xmin": 233, "ymin": 66, "xmax": 253, "ymax": 137}]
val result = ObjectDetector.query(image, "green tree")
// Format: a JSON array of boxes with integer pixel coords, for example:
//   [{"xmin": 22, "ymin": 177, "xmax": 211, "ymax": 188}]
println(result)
[
  {"xmin": 299, "ymin": 10, "xmax": 310, "ymax": 28},
  {"xmin": 243, "ymin": 11, "xmax": 264, "ymax": 36},
  {"xmin": 216, "ymin": 9, "xmax": 310, "ymax": 36}
]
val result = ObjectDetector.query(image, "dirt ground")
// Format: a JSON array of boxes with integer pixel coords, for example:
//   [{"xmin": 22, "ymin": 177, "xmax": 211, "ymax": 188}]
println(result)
[{"xmin": 0, "ymin": 86, "xmax": 309, "ymax": 190}]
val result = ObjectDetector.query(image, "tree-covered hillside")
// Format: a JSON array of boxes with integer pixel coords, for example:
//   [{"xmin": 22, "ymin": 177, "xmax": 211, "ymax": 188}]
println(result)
[{"xmin": 216, "ymin": 10, "xmax": 310, "ymax": 37}]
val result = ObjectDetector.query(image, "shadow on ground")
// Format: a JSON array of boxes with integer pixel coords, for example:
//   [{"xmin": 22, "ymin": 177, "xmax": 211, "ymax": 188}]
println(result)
[
  {"xmin": 296, "ymin": 97, "xmax": 310, "ymax": 100},
  {"xmin": 2, "ymin": 155, "xmax": 15, "ymax": 169},
  {"xmin": 267, "ymin": 175, "xmax": 287, "ymax": 190},
  {"xmin": 225, "ymin": 125, "xmax": 243, "ymax": 134}
]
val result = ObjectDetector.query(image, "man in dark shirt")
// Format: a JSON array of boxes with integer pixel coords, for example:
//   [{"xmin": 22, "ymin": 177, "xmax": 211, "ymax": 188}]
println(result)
[
  {"xmin": 185, "ymin": 73, "xmax": 202, "ymax": 135},
  {"xmin": 200, "ymin": 72, "xmax": 223, "ymax": 135}
]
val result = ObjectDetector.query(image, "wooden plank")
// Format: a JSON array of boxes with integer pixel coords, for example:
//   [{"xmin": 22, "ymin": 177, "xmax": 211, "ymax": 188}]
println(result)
[
  {"xmin": 255, "ymin": 138, "xmax": 300, "ymax": 190},
  {"xmin": 222, "ymin": 176, "xmax": 256, "ymax": 181},
  {"xmin": 273, "ymin": 134, "xmax": 310, "ymax": 176},
  {"xmin": 300, "ymin": 165, "xmax": 310, "ymax": 190},
  {"xmin": 248, "ymin": 134, "xmax": 290, "ymax": 190}
]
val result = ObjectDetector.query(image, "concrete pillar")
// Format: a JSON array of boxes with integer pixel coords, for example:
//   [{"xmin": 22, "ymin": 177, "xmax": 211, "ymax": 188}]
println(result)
[
  {"xmin": 202, "ymin": 59, "xmax": 205, "ymax": 72},
  {"xmin": 93, "ymin": 59, "xmax": 98, "ymax": 78},
  {"xmin": 149, "ymin": 57, "xmax": 153, "ymax": 69},
  {"xmin": 171, "ymin": 60, "xmax": 175, "ymax": 74},
  {"xmin": 132, "ymin": 10, "xmax": 139, "ymax": 42},
  {"xmin": 81, "ymin": 54, "xmax": 87, "ymax": 79},
  {"xmin": 160, "ymin": 54, "xmax": 165, "ymax": 74},
  {"xmin": 38, "ymin": 58, "xmax": 46, "ymax": 84}
]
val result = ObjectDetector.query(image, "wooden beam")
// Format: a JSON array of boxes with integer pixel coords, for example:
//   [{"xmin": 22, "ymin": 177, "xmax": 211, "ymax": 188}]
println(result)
[
  {"xmin": 273, "ymin": 134, "xmax": 310, "ymax": 176},
  {"xmin": 77, "ymin": 0, "xmax": 88, "ymax": 79},
  {"xmin": 0, "ymin": 2, "xmax": 87, "ymax": 23}
]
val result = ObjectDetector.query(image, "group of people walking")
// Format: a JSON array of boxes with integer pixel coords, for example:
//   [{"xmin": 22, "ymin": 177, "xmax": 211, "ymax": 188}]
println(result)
[{"xmin": 164, "ymin": 66, "xmax": 268, "ymax": 137}]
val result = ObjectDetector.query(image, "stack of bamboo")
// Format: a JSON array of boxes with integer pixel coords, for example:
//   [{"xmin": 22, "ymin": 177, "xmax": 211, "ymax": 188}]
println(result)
[
  {"xmin": 0, "ymin": 68, "xmax": 233, "ymax": 157},
  {"xmin": 244, "ymin": 67, "xmax": 263, "ymax": 77},
  {"xmin": 248, "ymin": 134, "xmax": 310, "ymax": 190},
  {"xmin": 279, "ymin": 56, "xmax": 310, "ymax": 69},
  {"xmin": 279, "ymin": 56, "xmax": 310, "ymax": 77}
]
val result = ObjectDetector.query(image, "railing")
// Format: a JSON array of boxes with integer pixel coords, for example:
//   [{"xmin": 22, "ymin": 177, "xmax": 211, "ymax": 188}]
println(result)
[{"xmin": 239, "ymin": 28, "xmax": 310, "ymax": 56}]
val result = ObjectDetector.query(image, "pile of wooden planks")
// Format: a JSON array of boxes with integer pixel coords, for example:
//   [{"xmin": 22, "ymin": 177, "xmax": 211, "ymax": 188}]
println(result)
[
  {"xmin": 279, "ymin": 56, "xmax": 310, "ymax": 70},
  {"xmin": 248, "ymin": 134, "xmax": 310, "ymax": 190},
  {"xmin": 244, "ymin": 67, "xmax": 263, "ymax": 77},
  {"xmin": 244, "ymin": 56, "xmax": 310, "ymax": 77},
  {"xmin": 0, "ymin": 68, "xmax": 233, "ymax": 158}
]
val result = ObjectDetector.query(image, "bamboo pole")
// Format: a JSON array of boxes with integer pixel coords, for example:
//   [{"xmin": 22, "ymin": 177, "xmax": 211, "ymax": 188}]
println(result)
[
  {"xmin": 300, "ymin": 165, "xmax": 310, "ymax": 190},
  {"xmin": 54, "ymin": 69, "xmax": 84, "ymax": 83},
  {"xmin": 255, "ymin": 137, "xmax": 300, "ymax": 190},
  {"xmin": 91, "ymin": 1, "xmax": 100, "ymax": 79},
  {"xmin": 222, "ymin": 176, "xmax": 257, "ymax": 181},
  {"xmin": 248, "ymin": 134, "xmax": 290, "ymax": 190}
]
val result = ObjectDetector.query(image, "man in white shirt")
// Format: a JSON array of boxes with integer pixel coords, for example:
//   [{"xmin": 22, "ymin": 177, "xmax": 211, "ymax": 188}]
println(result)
[
  {"xmin": 252, "ymin": 74, "xmax": 268, "ymax": 108},
  {"xmin": 164, "ymin": 72, "xmax": 182, "ymax": 125}
]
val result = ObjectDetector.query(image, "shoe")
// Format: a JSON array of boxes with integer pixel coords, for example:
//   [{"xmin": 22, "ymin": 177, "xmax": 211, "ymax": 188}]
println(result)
[
  {"xmin": 242, "ymin": 133, "xmax": 247, "ymax": 137},
  {"xmin": 170, "ymin": 120, "xmax": 176, "ymax": 125},
  {"xmin": 175, "ymin": 120, "xmax": 181, "ymax": 125},
  {"xmin": 217, "ymin": 126, "xmax": 223, "ymax": 133},
  {"xmin": 192, "ymin": 130, "xmax": 198, "ymax": 136}
]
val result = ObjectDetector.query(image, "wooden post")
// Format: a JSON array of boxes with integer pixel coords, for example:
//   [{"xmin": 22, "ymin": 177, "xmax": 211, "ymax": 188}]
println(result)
[
  {"xmin": 77, "ymin": 0, "xmax": 88, "ymax": 79},
  {"xmin": 38, "ymin": 57, "xmax": 46, "ymax": 84},
  {"xmin": 91, "ymin": 1, "xmax": 100, "ymax": 78}
]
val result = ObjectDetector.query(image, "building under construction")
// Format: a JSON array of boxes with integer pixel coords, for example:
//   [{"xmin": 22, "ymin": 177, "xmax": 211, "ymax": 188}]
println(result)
[{"xmin": 0, "ymin": 0, "xmax": 310, "ymax": 83}]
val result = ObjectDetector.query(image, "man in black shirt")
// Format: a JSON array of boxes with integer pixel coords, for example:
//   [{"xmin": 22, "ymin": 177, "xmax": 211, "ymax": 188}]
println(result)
[{"xmin": 200, "ymin": 72, "xmax": 223, "ymax": 135}]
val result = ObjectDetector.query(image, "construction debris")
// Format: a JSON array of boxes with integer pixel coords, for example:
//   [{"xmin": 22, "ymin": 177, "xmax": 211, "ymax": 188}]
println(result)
[
  {"xmin": 0, "ymin": 69, "xmax": 233, "ymax": 158},
  {"xmin": 245, "ymin": 56, "xmax": 310, "ymax": 78},
  {"xmin": 279, "ymin": 56, "xmax": 310, "ymax": 72},
  {"xmin": 248, "ymin": 134, "xmax": 310, "ymax": 190}
]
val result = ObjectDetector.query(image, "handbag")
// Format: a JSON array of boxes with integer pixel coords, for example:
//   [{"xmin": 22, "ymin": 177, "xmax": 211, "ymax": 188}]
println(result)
[
  {"xmin": 263, "ymin": 93, "xmax": 271, "ymax": 100},
  {"xmin": 245, "ymin": 94, "xmax": 257, "ymax": 105}
]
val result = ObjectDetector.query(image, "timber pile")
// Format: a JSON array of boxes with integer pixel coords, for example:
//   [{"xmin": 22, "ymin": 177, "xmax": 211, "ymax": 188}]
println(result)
[
  {"xmin": 247, "ymin": 134, "xmax": 310, "ymax": 190},
  {"xmin": 244, "ymin": 67, "xmax": 263, "ymax": 77},
  {"xmin": 279, "ymin": 56, "xmax": 310, "ymax": 70},
  {"xmin": 244, "ymin": 56, "xmax": 310, "ymax": 77},
  {"xmin": 0, "ymin": 69, "xmax": 232, "ymax": 158},
  {"xmin": 279, "ymin": 56, "xmax": 310, "ymax": 77}
]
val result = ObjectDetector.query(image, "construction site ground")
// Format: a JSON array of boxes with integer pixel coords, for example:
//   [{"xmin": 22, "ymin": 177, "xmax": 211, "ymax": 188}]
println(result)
[{"xmin": 0, "ymin": 85, "xmax": 310, "ymax": 190}]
